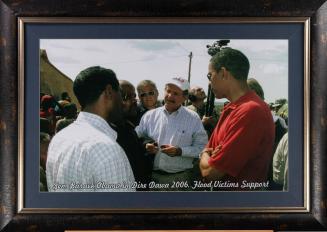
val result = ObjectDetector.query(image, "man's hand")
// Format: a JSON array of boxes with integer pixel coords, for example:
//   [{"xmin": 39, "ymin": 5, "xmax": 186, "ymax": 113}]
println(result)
[
  {"xmin": 211, "ymin": 144, "xmax": 222, "ymax": 157},
  {"xmin": 199, "ymin": 145, "xmax": 225, "ymax": 181},
  {"xmin": 201, "ymin": 147, "xmax": 213, "ymax": 157},
  {"xmin": 200, "ymin": 145, "xmax": 222, "ymax": 159},
  {"xmin": 145, "ymin": 142, "xmax": 158, "ymax": 154},
  {"xmin": 160, "ymin": 144, "xmax": 182, "ymax": 157},
  {"xmin": 202, "ymin": 116, "xmax": 214, "ymax": 126}
]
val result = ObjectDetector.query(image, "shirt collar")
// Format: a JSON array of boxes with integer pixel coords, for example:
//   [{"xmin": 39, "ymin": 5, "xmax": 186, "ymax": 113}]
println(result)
[
  {"xmin": 76, "ymin": 111, "xmax": 117, "ymax": 140},
  {"xmin": 162, "ymin": 105, "xmax": 184, "ymax": 115},
  {"xmin": 224, "ymin": 90, "xmax": 257, "ymax": 111}
]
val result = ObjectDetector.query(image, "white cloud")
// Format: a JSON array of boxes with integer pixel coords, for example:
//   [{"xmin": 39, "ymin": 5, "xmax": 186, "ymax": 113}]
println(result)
[
  {"xmin": 40, "ymin": 39, "xmax": 288, "ymax": 103},
  {"xmin": 259, "ymin": 63, "xmax": 287, "ymax": 75},
  {"xmin": 130, "ymin": 40, "xmax": 180, "ymax": 51}
]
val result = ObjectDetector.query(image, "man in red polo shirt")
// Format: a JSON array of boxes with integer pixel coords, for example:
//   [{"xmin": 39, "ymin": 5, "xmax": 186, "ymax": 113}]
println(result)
[{"xmin": 199, "ymin": 48, "xmax": 275, "ymax": 191}]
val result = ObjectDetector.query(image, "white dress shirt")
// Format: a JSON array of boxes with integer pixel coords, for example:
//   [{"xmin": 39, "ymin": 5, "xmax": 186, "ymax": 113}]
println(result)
[
  {"xmin": 46, "ymin": 112, "xmax": 135, "ymax": 192},
  {"xmin": 135, "ymin": 106, "xmax": 208, "ymax": 173}
]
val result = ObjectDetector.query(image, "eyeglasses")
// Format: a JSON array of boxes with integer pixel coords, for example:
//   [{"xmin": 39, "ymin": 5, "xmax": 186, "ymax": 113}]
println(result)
[
  {"xmin": 207, "ymin": 73, "xmax": 212, "ymax": 81},
  {"xmin": 122, "ymin": 93, "xmax": 136, "ymax": 101},
  {"xmin": 140, "ymin": 91, "xmax": 155, "ymax": 98}
]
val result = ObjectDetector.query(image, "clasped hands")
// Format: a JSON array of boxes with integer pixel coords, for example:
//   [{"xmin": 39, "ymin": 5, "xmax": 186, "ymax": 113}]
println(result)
[
  {"xmin": 200, "ymin": 145, "xmax": 222, "ymax": 159},
  {"xmin": 145, "ymin": 142, "xmax": 182, "ymax": 157},
  {"xmin": 202, "ymin": 116, "xmax": 215, "ymax": 126}
]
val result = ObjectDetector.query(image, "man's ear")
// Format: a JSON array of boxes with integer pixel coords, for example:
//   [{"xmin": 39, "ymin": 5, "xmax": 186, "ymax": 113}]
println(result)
[
  {"xmin": 221, "ymin": 67, "xmax": 229, "ymax": 80},
  {"xmin": 103, "ymin": 84, "xmax": 113, "ymax": 99}
]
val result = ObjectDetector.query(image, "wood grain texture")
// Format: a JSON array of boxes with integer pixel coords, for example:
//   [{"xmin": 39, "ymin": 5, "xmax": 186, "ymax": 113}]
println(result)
[
  {"xmin": 1, "ymin": 0, "xmax": 326, "ymax": 16},
  {"xmin": 311, "ymin": 1, "xmax": 327, "ymax": 227},
  {"xmin": 0, "ymin": 0, "xmax": 327, "ymax": 231},
  {"xmin": 0, "ymin": 1, "xmax": 18, "ymax": 231}
]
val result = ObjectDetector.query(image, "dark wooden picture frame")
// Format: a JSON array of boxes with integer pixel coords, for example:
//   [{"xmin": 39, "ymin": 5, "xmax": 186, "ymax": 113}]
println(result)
[{"xmin": 1, "ymin": 0, "xmax": 327, "ymax": 231}]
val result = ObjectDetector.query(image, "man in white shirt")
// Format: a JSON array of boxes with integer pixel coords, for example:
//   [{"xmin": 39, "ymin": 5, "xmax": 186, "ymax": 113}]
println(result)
[
  {"xmin": 46, "ymin": 66, "xmax": 135, "ymax": 192},
  {"xmin": 135, "ymin": 77, "xmax": 208, "ymax": 191},
  {"xmin": 273, "ymin": 132, "xmax": 288, "ymax": 191}
]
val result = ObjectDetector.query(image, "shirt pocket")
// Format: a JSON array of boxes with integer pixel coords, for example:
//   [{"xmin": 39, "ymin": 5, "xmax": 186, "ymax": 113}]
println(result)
[{"xmin": 170, "ymin": 129, "xmax": 193, "ymax": 147}]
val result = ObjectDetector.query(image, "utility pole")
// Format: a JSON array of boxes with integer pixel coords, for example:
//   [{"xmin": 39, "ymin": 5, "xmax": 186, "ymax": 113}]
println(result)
[
  {"xmin": 187, "ymin": 52, "xmax": 193, "ymax": 84},
  {"xmin": 186, "ymin": 51, "xmax": 193, "ymax": 105}
]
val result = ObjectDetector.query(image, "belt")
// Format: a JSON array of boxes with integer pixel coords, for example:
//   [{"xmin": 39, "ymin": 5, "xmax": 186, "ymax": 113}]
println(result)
[{"xmin": 152, "ymin": 169, "xmax": 188, "ymax": 175}]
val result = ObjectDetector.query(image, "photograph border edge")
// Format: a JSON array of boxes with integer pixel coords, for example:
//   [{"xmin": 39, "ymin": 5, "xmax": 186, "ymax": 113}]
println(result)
[{"xmin": 17, "ymin": 16, "xmax": 310, "ymax": 214}]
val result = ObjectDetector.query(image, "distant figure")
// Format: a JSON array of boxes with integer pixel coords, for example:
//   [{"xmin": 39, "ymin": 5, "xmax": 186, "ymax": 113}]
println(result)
[
  {"xmin": 40, "ymin": 132, "xmax": 50, "ymax": 191},
  {"xmin": 247, "ymin": 78, "xmax": 265, "ymax": 100},
  {"xmin": 272, "ymin": 132, "xmax": 288, "ymax": 191},
  {"xmin": 136, "ymin": 77, "xmax": 208, "ymax": 191},
  {"xmin": 134, "ymin": 80, "xmax": 162, "ymax": 125},
  {"xmin": 40, "ymin": 117, "xmax": 51, "ymax": 135},
  {"xmin": 57, "ymin": 92, "xmax": 72, "ymax": 116},
  {"xmin": 40, "ymin": 94, "xmax": 57, "ymax": 135},
  {"xmin": 247, "ymin": 77, "xmax": 288, "ymax": 189},
  {"xmin": 272, "ymin": 98, "xmax": 287, "ymax": 114},
  {"xmin": 199, "ymin": 48, "xmax": 275, "ymax": 190},
  {"xmin": 40, "ymin": 92, "xmax": 45, "ymax": 101},
  {"xmin": 59, "ymin": 92, "xmax": 72, "ymax": 104},
  {"xmin": 247, "ymin": 77, "xmax": 288, "ymax": 149},
  {"xmin": 55, "ymin": 103, "xmax": 78, "ymax": 133},
  {"xmin": 187, "ymin": 86, "xmax": 218, "ymax": 137},
  {"xmin": 46, "ymin": 66, "xmax": 135, "ymax": 192}
]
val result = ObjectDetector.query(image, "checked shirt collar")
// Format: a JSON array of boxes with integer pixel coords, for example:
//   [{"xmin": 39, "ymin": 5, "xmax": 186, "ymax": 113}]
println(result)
[{"xmin": 76, "ymin": 111, "xmax": 117, "ymax": 140}]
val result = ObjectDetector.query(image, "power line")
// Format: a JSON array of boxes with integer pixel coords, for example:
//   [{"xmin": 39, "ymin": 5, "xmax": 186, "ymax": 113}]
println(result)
[
  {"xmin": 176, "ymin": 42, "xmax": 190, "ymax": 54},
  {"xmin": 98, "ymin": 54, "xmax": 187, "ymax": 65}
]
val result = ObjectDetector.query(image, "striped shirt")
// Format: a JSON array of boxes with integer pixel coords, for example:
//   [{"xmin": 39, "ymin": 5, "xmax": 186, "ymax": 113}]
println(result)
[
  {"xmin": 135, "ymin": 106, "xmax": 208, "ymax": 173},
  {"xmin": 46, "ymin": 112, "xmax": 135, "ymax": 192}
]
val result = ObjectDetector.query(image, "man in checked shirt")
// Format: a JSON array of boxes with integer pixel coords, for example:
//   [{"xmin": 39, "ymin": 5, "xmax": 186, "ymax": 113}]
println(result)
[
  {"xmin": 135, "ymin": 77, "xmax": 208, "ymax": 191},
  {"xmin": 46, "ymin": 66, "xmax": 135, "ymax": 192}
]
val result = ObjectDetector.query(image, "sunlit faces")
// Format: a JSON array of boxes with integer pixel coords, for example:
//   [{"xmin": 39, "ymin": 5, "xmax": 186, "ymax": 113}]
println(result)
[
  {"xmin": 192, "ymin": 87, "xmax": 206, "ymax": 101},
  {"xmin": 208, "ymin": 62, "xmax": 226, "ymax": 99},
  {"xmin": 164, "ymin": 84, "xmax": 187, "ymax": 113},
  {"xmin": 137, "ymin": 85, "xmax": 158, "ymax": 110}
]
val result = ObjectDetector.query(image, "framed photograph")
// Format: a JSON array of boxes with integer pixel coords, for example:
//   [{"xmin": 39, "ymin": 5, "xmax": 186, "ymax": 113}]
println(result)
[{"xmin": 1, "ymin": 0, "xmax": 327, "ymax": 231}]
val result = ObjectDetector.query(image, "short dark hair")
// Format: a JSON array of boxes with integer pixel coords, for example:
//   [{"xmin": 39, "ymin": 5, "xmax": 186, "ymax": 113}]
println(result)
[
  {"xmin": 247, "ymin": 78, "xmax": 265, "ymax": 100},
  {"xmin": 210, "ymin": 47, "xmax": 250, "ymax": 81},
  {"xmin": 61, "ymin": 92, "xmax": 69, "ymax": 100},
  {"xmin": 73, "ymin": 66, "xmax": 119, "ymax": 108},
  {"xmin": 119, "ymin": 80, "xmax": 134, "ymax": 89},
  {"xmin": 62, "ymin": 103, "xmax": 77, "ymax": 119}
]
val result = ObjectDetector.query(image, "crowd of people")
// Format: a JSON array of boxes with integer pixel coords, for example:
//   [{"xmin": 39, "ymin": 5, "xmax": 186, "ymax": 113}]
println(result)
[{"xmin": 41, "ymin": 47, "xmax": 289, "ymax": 192}]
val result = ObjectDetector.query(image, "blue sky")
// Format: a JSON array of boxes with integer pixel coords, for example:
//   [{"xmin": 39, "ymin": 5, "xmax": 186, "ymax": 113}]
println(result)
[{"xmin": 40, "ymin": 39, "xmax": 288, "ymax": 103}]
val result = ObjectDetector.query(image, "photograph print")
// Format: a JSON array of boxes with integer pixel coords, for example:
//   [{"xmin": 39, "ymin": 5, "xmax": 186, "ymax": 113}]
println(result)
[{"xmin": 39, "ymin": 39, "xmax": 289, "ymax": 193}]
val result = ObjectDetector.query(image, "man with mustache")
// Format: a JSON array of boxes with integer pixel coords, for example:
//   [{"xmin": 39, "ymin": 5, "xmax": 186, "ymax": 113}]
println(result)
[
  {"xmin": 135, "ymin": 77, "xmax": 208, "ymax": 191},
  {"xmin": 46, "ymin": 66, "xmax": 135, "ymax": 192},
  {"xmin": 199, "ymin": 48, "xmax": 275, "ymax": 190}
]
